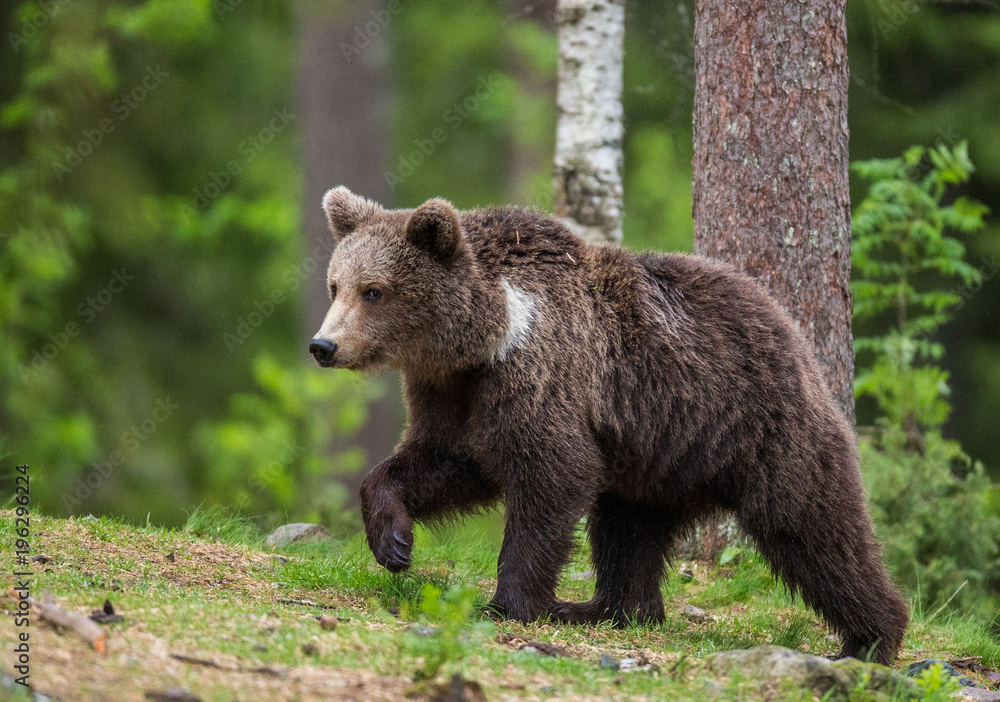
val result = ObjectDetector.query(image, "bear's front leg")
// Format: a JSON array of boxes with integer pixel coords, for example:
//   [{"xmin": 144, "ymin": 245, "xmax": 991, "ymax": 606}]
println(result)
[
  {"xmin": 360, "ymin": 454, "xmax": 415, "ymax": 573},
  {"xmin": 360, "ymin": 443, "xmax": 501, "ymax": 573}
]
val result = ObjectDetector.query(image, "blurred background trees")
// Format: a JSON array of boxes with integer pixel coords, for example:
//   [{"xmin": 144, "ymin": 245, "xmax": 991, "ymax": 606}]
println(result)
[{"xmin": 1, "ymin": 0, "xmax": 998, "ymax": 611}]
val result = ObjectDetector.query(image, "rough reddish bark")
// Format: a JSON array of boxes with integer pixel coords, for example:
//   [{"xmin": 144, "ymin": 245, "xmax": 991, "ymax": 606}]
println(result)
[{"xmin": 692, "ymin": 0, "xmax": 855, "ymax": 424}]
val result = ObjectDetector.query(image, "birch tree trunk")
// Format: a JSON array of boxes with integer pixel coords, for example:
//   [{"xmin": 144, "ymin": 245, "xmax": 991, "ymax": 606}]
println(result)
[
  {"xmin": 691, "ymin": 0, "xmax": 855, "ymax": 424},
  {"xmin": 553, "ymin": 0, "xmax": 625, "ymax": 245}
]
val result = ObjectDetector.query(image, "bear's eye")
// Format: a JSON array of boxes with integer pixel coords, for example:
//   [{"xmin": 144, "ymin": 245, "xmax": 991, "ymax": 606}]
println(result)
[
  {"xmin": 362, "ymin": 288, "xmax": 383, "ymax": 302},
  {"xmin": 329, "ymin": 284, "xmax": 337, "ymax": 300}
]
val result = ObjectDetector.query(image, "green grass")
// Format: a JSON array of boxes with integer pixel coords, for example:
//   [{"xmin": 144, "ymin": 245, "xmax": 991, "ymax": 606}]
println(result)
[{"xmin": 2, "ymin": 509, "xmax": 998, "ymax": 701}]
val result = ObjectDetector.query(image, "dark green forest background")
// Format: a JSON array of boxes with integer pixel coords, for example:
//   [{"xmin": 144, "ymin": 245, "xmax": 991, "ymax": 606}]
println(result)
[{"xmin": 1, "ymin": 0, "xmax": 998, "ymax": 570}]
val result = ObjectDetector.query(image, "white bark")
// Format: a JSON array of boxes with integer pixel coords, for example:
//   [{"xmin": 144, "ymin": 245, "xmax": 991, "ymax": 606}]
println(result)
[{"xmin": 553, "ymin": 0, "xmax": 625, "ymax": 245}]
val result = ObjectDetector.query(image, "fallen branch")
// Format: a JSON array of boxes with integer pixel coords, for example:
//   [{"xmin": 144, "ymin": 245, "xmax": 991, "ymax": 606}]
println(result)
[
  {"xmin": 170, "ymin": 654, "xmax": 222, "ymax": 669},
  {"xmin": 24, "ymin": 592, "xmax": 107, "ymax": 653},
  {"xmin": 497, "ymin": 632, "xmax": 569, "ymax": 657},
  {"xmin": 275, "ymin": 598, "xmax": 338, "ymax": 610},
  {"xmin": 171, "ymin": 653, "xmax": 285, "ymax": 678}
]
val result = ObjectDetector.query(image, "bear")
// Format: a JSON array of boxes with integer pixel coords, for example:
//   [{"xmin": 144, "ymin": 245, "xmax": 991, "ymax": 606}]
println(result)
[{"xmin": 309, "ymin": 186, "xmax": 909, "ymax": 665}]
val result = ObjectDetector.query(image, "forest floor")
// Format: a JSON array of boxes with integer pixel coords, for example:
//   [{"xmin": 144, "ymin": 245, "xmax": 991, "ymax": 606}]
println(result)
[{"xmin": 2, "ymin": 508, "xmax": 999, "ymax": 701}]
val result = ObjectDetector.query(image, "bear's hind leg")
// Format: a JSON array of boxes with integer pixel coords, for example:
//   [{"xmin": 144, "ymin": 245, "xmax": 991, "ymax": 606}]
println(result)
[
  {"xmin": 550, "ymin": 493, "xmax": 675, "ymax": 627},
  {"xmin": 736, "ymin": 453, "xmax": 908, "ymax": 665}
]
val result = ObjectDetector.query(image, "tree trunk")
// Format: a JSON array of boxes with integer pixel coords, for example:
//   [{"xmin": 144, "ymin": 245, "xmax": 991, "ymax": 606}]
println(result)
[
  {"xmin": 295, "ymin": 0, "xmax": 402, "ymax": 492},
  {"xmin": 691, "ymin": 0, "xmax": 855, "ymax": 424},
  {"xmin": 553, "ymin": 0, "xmax": 625, "ymax": 244}
]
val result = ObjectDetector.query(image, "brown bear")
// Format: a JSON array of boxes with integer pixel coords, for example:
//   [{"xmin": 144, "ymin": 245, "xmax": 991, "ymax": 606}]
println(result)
[{"xmin": 309, "ymin": 187, "xmax": 908, "ymax": 665}]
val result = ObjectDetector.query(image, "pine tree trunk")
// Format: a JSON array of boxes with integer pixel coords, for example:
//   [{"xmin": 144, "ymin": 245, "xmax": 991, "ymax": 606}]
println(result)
[
  {"xmin": 553, "ymin": 0, "xmax": 625, "ymax": 245},
  {"xmin": 691, "ymin": 0, "xmax": 855, "ymax": 424},
  {"xmin": 296, "ymin": 0, "xmax": 402, "ymax": 491}
]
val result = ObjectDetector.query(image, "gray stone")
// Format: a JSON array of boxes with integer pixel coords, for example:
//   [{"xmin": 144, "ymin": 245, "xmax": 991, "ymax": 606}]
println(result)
[
  {"xmin": 953, "ymin": 689, "xmax": 1000, "ymax": 701},
  {"xmin": 264, "ymin": 523, "xmax": 331, "ymax": 548},
  {"xmin": 679, "ymin": 604, "xmax": 713, "ymax": 624},
  {"xmin": 599, "ymin": 653, "xmax": 619, "ymax": 670},
  {"xmin": 907, "ymin": 659, "xmax": 976, "ymax": 687},
  {"xmin": 406, "ymin": 625, "xmax": 441, "ymax": 637},
  {"xmin": 708, "ymin": 645, "xmax": 921, "ymax": 700}
]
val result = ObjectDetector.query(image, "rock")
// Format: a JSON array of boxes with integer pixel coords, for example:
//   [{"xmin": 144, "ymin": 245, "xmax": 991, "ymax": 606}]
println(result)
[
  {"xmin": 908, "ymin": 659, "xmax": 977, "ymax": 687},
  {"xmin": 988, "ymin": 672, "xmax": 1000, "ymax": 685},
  {"xmin": 406, "ymin": 625, "xmax": 440, "ymax": 637},
  {"xmin": 264, "ymin": 523, "xmax": 331, "ymax": 548},
  {"xmin": 599, "ymin": 654, "xmax": 619, "ymax": 670},
  {"xmin": 954, "ymin": 689, "xmax": 1000, "ymax": 701},
  {"xmin": 708, "ymin": 645, "xmax": 921, "ymax": 700},
  {"xmin": 679, "ymin": 604, "xmax": 712, "ymax": 624}
]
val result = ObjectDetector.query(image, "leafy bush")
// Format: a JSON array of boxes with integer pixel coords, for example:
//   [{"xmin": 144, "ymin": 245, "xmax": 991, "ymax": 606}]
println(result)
[
  {"xmin": 852, "ymin": 142, "xmax": 999, "ymax": 617},
  {"xmin": 861, "ymin": 427, "xmax": 999, "ymax": 618},
  {"xmin": 852, "ymin": 141, "xmax": 988, "ymax": 430},
  {"xmin": 193, "ymin": 354, "xmax": 382, "ymax": 530}
]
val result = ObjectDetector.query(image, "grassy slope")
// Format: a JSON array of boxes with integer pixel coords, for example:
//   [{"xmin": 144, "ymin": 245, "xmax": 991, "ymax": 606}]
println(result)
[{"xmin": 1, "ymin": 508, "xmax": 998, "ymax": 701}]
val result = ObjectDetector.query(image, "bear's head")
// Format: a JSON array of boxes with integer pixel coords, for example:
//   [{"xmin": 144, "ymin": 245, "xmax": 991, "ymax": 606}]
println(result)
[{"xmin": 309, "ymin": 187, "xmax": 505, "ymax": 377}]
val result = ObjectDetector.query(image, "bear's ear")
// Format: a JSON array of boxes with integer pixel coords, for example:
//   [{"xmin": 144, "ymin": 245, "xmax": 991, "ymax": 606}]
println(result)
[
  {"xmin": 322, "ymin": 186, "xmax": 383, "ymax": 242},
  {"xmin": 404, "ymin": 199, "xmax": 461, "ymax": 260}
]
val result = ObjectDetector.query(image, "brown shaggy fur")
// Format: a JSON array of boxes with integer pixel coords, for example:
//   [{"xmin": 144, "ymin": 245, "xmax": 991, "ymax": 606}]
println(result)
[{"xmin": 310, "ymin": 187, "xmax": 909, "ymax": 664}]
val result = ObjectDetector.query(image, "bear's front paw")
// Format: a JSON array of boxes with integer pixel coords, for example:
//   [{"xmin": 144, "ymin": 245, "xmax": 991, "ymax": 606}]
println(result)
[
  {"xmin": 370, "ymin": 519, "xmax": 413, "ymax": 573},
  {"xmin": 362, "ymin": 499, "xmax": 413, "ymax": 573}
]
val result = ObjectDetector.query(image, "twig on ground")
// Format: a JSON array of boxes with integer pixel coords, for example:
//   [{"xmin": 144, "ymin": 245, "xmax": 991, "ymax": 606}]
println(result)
[{"xmin": 21, "ymin": 591, "xmax": 107, "ymax": 653}]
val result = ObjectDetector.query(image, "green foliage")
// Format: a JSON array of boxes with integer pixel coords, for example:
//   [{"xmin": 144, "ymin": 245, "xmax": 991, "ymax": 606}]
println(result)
[
  {"xmin": 861, "ymin": 426, "xmax": 1000, "ymax": 618},
  {"xmin": 912, "ymin": 663, "xmax": 962, "ymax": 702},
  {"xmin": 852, "ymin": 141, "xmax": 988, "ymax": 427},
  {"xmin": 0, "ymin": 0, "xmax": 374, "ymax": 526},
  {"xmin": 401, "ymin": 583, "xmax": 494, "ymax": 681},
  {"xmin": 852, "ymin": 143, "xmax": 999, "ymax": 619},
  {"xmin": 194, "ymin": 356, "xmax": 379, "ymax": 527}
]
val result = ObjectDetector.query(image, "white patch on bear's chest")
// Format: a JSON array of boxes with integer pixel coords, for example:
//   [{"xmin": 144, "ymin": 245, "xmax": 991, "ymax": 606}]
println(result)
[{"xmin": 493, "ymin": 278, "xmax": 537, "ymax": 362}]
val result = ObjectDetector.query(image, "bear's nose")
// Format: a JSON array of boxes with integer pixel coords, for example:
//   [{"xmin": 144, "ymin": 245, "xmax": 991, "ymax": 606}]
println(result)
[{"xmin": 309, "ymin": 338, "xmax": 338, "ymax": 366}]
